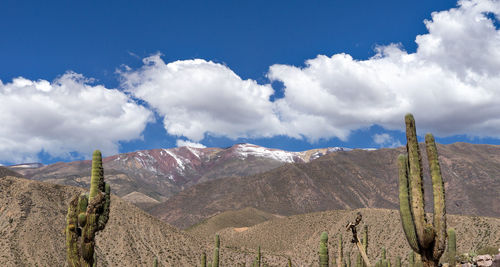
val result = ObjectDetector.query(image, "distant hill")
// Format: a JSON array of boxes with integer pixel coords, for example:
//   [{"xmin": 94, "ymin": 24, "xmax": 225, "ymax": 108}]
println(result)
[
  {"xmin": 186, "ymin": 207, "xmax": 280, "ymax": 237},
  {"xmin": 150, "ymin": 142, "xmax": 500, "ymax": 229},
  {"xmin": 0, "ymin": 166, "xmax": 23, "ymax": 178},
  {"xmin": 10, "ymin": 144, "xmax": 346, "ymax": 206}
]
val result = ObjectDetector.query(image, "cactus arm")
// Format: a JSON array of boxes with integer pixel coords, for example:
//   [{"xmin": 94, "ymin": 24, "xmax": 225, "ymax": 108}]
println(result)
[
  {"xmin": 405, "ymin": 114, "xmax": 432, "ymax": 249},
  {"xmin": 66, "ymin": 195, "xmax": 81, "ymax": 266},
  {"xmin": 98, "ymin": 183, "xmax": 111, "ymax": 230},
  {"xmin": 425, "ymin": 134, "xmax": 447, "ymax": 260},
  {"xmin": 398, "ymin": 154, "xmax": 420, "ymax": 253}
]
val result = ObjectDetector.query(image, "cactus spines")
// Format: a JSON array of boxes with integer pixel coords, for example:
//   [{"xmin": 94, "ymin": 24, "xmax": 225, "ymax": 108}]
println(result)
[
  {"xmin": 65, "ymin": 149, "xmax": 111, "ymax": 267},
  {"xmin": 319, "ymin": 232, "xmax": 329, "ymax": 267},
  {"xmin": 398, "ymin": 114, "xmax": 447, "ymax": 267},
  {"xmin": 447, "ymin": 228, "xmax": 456, "ymax": 267},
  {"xmin": 201, "ymin": 252, "xmax": 207, "ymax": 267}
]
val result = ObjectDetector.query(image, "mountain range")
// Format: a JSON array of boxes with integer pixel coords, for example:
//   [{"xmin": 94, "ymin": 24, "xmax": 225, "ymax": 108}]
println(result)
[
  {"xmin": 148, "ymin": 142, "xmax": 500, "ymax": 228},
  {"xmin": 7, "ymin": 142, "xmax": 500, "ymax": 230},
  {"xmin": 8, "ymin": 144, "xmax": 349, "ymax": 209}
]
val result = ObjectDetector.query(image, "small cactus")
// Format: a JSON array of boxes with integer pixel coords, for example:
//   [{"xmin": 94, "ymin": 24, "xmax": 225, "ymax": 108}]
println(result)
[
  {"xmin": 213, "ymin": 235, "xmax": 220, "ymax": 267},
  {"xmin": 201, "ymin": 252, "xmax": 207, "ymax": 267},
  {"xmin": 447, "ymin": 228, "xmax": 456, "ymax": 267},
  {"xmin": 319, "ymin": 232, "xmax": 329, "ymax": 267},
  {"xmin": 338, "ymin": 234, "xmax": 343, "ymax": 267},
  {"xmin": 153, "ymin": 257, "xmax": 158, "ymax": 267}
]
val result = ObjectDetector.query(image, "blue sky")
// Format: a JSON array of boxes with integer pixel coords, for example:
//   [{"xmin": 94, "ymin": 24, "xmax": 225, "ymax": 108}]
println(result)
[{"xmin": 1, "ymin": 0, "xmax": 500, "ymax": 165}]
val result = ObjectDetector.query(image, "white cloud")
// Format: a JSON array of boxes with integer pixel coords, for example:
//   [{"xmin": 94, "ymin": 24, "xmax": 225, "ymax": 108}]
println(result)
[
  {"xmin": 176, "ymin": 139, "xmax": 207, "ymax": 148},
  {"xmin": 268, "ymin": 0, "xmax": 500, "ymax": 140},
  {"xmin": 122, "ymin": 0, "xmax": 500, "ymax": 144},
  {"xmin": 373, "ymin": 133, "xmax": 402, "ymax": 148},
  {"xmin": 0, "ymin": 72, "xmax": 153, "ymax": 163},
  {"xmin": 121, "ymin": 55, "xmax": 284, "ymax": 141}
]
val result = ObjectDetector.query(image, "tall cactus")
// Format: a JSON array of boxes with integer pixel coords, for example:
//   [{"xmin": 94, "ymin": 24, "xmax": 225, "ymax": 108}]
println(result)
[
  {"xmin": 398, "ymin": 114, "xmax": 447, "ymax": 267},
  {"xmin": 447, "ymin": 228, "xmax": 456, "ymax": 267},
  {"xmin": 320, "ymin": 232, "xmax": 329, "ymax": 267},
  {"xmin": 66, "ymin": 150, "xmax": 111, "ymax": 267},
  {"xmin": 288, "ymin": 257, "xmax": 292, "ymax": 267},
  {"xmin": 153, "ymin": 257, "xmax": 158, "ymax": 267}
]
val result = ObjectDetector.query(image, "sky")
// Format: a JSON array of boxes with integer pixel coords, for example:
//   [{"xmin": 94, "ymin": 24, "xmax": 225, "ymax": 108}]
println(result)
[{"xmin": 1, "ymin": 0, "xmax": 500, "ymax": 165}]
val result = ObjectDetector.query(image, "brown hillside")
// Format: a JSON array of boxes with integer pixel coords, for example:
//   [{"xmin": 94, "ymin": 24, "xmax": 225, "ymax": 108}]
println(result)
[
  {"xmin": 150, "ymin": 143, "xmax": 500, "ymax": 229},
  {"xmin": 0, "ymin": 176, "xmax": 298, "ymax": 266},
  {"xmin": 0, "ymin": 176, "xmax": 202, "ymax": 266},
  {"xmin": 200, "ymin": 208, "xmax": 500, "ymax": 267},
  {"xmin": 0, "ymin": 166, "xmax": 23, "ymax": 178},
  {"xmin": 187, "ymin": 207, "xmax": 280, "ymax": 237}
]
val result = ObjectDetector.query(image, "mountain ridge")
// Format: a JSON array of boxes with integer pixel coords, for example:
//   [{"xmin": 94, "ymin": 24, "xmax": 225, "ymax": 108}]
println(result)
[
  {"xmin": 8, "ymin": 143, "xmax": 352, "ymax": 205},
  {"xmin": 149, "ymin": 142, "xmax": 500, "ymax": 228}
]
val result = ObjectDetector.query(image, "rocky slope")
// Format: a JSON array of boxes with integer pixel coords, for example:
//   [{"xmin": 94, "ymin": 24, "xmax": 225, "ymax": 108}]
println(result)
[
  {"xmin": 1, "ymin": 176, "xmax": 498, "ymax": 267},
  {"xmin": 0, "ymin": 176, "xmax": 203, "ymax": 266},
  {"xmin": 201, "ymin": 208, "xmax": 500, "ymax": 266},
  {"xmin": 9, "ymin": 144, "xmax": 346, "ymax": 206},
  {"xmin": 150, "ymin": 142, "xmax": 500, "ymax": 229}
]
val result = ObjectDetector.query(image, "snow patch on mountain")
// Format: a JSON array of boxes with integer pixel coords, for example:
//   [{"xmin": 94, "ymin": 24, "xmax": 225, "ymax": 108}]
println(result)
[
  {"xmin": 164, "ymin": 149, "xmax": 187, "ymax": 171},
  {"xmin": 134, "ymin": 151, "xmax": 157, "ymax": 172},
  {"xmin": 186, "ymin": 146, "xmax": 201, "ymax": 159},
  {"xmin": 234, "ymin": 144, "xmax": 297, "ymax": 163}
]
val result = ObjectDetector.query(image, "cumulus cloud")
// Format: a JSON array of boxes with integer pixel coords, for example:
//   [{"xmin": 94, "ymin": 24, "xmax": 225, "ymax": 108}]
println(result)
[
  {"xmin": 176, "ymin": 139, "xmax": 207, "ymax": 148},
  {"xmin": 121, "ymin": 0, "xmax": 500, "ymax": 144},
  {"xmin": 373, "ymin": 133, "xmax": 402, "ymax": 148},
  {"xmin": 121, "ymin": 55, "xmax": 283, "ymax": 141},
  {"xmin": 0, "ymin": 73, "xmax": 153, "ymax": 163},
  {"xmin": 268, "ymin": 0, "xmax": 500, "ymax": 140}
]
